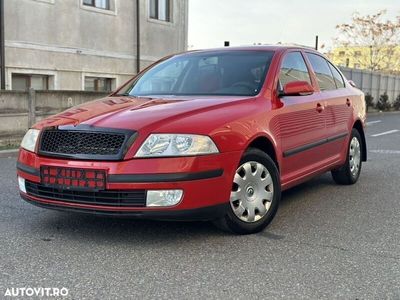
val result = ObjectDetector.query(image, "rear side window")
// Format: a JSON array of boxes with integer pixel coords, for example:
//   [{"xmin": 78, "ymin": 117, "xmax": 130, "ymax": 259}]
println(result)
[
  {"xmin": 279, "ymin": 52, "xmax": 311, "ymax": 87},
  {"xmin": 328, "ymin": 62, "xmax": 345, "ymax": 88},
  {"xmin": 306, "ymin": 53, "xmax": 336, "ymax": 91}
]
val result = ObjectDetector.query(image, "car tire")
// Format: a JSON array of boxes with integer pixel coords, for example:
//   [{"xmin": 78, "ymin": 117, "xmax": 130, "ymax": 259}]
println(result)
[
  {"xmin": 213, "ymin": 148, "xmax": 281, "ymax": 235},
  {"xmin": 331, "ymin": 128, "xmax": 363, "ymax": 185}
]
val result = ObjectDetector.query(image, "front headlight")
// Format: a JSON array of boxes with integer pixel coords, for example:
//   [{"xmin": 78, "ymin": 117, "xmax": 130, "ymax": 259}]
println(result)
[
  {"xmin": 135, "ymin": 134, "xmax": 219, "ymax": 157},
  {"xmin": 20, "ymin": 129, "xmax": 40, "ymax": 152}
]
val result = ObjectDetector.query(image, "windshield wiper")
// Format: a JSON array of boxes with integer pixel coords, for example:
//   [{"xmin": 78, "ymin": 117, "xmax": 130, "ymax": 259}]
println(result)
[{"xmin": 117, "ymin": 93, "xmax": 137, "ymax": 97}]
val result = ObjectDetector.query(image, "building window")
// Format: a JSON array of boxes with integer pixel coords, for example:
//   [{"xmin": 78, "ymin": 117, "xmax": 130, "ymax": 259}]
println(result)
[
  {"xmin": 12, "ymin": 74, "xmax": 49, "ymax": 91},
  {"xmin": 84, "ymin": 77, "xmax": 113, "ymax": 92},
  {"xmin": 354, "ymin": 63, "xmax": 361, "ymax": 69},
  {"xmin": 83, "ymin": 0, "xmax": 110, "ymax": 10},
  {"xmin": 339, "ymin": 51, "xmax": 345, "ymax": 57},
  {"xmin": 354, "ymin": 51, "xmax": 362, "ymax": 57},
  {"xmin": 150, "ymin": 0, "xmax": 170, "ymax": 22}
]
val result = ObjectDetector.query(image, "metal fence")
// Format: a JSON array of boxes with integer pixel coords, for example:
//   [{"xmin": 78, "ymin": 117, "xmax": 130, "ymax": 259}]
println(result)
[{"xmin": 339, "ymin": 67, "xmax": 400, "ymax": 103}]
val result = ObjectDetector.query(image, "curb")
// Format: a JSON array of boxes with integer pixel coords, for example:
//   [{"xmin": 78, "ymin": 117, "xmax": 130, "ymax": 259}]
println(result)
[
  {"xmin": 0, "ymin": 149, "xmax": 19, "ymax": 158},
  {"xmin": 367, "ymin": 111, "xmax": 400, "ymax": 116}
]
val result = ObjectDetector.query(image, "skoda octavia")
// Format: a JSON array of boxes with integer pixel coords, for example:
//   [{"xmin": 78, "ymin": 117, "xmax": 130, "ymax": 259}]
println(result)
[{"xmin": 17, "ymin": 46, "xmax": 366, "ymax": 234}]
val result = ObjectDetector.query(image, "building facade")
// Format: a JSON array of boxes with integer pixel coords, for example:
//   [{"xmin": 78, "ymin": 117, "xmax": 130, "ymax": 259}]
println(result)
[
  {"xmin": 4, "ymin": 0, "xmax": 188, "ymax": 91},
  {"xmin": 328, "ymin": 46, "xmax": 400, "ymax": 74}
]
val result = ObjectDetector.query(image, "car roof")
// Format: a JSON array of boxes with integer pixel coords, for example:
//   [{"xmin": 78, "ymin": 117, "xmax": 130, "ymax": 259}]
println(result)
[{"xmin": 188, "ymin": 44, "xmax": 320, "ymax": 54}]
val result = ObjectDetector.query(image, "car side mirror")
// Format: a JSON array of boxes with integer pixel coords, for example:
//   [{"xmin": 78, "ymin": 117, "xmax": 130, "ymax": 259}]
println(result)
[
  {"xmin": 279, "ymin": 81, "xmax": 314, "ymax": 97},
  {"xmin": 348, "ymin": 80, "xmax": 356, "ymax": 88}
]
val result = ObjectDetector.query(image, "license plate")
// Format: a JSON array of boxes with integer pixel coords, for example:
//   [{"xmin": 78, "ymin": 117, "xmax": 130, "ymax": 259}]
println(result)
[{"xmin": 40, "ymin": 166, "xmax": 106, "ymax": 191}]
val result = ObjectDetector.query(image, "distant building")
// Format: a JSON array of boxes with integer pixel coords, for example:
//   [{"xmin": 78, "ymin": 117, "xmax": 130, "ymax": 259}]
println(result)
[
  {"xmin": 328, "ymin": 46, "xmax": 400, "ymax": 74},
  {"xmin": 4, "ymin": 0, "xmax": 188, "ymax": 91}
]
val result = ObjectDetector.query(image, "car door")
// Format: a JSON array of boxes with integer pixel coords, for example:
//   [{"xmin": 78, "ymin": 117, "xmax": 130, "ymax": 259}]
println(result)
[
  {"xmin": 305, "ymin": 53, "xmax": 352, "ymax": 158},
  {"xmin": 276, "ymin": 50, "xmax": 330, "ymax": 184}
]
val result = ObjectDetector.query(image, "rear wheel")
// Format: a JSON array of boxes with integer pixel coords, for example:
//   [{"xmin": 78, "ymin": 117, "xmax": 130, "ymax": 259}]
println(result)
[
  {"xmin": 331, "ymin": 128, "xmax": 363, "ymax": 185},
  {"xmin": 214, "ymin": 148, "xmax": 280, "ymax": 234}
]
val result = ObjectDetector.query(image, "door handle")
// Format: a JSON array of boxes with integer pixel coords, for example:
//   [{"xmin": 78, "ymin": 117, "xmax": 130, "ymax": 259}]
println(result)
[
  {"xmin": 316, "ymin": 103, "xmax": 324, "ymax": 113},
  {"xmin": 346, "ymin": 98, "xmax": 351, "ymax": 107}
]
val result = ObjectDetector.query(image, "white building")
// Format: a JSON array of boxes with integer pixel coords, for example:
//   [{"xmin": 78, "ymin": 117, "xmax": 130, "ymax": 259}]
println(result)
[{"xmin": 4, "ymin": 0, "xmax": 188, "ymax": 91}]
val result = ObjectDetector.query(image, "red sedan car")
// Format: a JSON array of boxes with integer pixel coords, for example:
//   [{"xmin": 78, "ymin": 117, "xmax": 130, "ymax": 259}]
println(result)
[{"xmin": 17, "ymin": 46, "xmax": 366, "ymax": 234}]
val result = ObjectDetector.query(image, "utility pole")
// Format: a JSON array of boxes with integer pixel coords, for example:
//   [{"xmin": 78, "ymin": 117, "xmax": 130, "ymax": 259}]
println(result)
[
  {"xmin": 315, "ymin": 35, "xmax": 319, "ymax": 51},
  {"xmin": 136, "ymin": 0, "xmax": 141, "ymax": 74},
  {"xmin": 0, "ymin": 0, "xmax": 5, "ymax": 89}
]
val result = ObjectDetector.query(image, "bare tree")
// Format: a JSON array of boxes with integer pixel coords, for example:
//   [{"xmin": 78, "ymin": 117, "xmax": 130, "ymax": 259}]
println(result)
[{"xmin": 335, "ymin": 10, "xmax": 400, "ymax": 73}]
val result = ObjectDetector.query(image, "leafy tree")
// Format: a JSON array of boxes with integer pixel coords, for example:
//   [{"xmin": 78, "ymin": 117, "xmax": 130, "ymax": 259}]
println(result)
[
  {"xmin": 394, "ymin": 94, "xmax": 400, "ymax": 111},
  {"xmin": 376, "ymin": 92, "xmax": 391, "ymax": 111},
  {"xmin": 365, "ymin": 93, "xmax": 374, "ymax": 112},
  {"xmin": 335, "ymin": 10, "xmax": 400, "ymax": 73}
]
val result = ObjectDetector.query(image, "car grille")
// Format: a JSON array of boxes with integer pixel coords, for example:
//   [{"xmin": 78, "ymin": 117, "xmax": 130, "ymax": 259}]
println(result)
[
  {"xmin": 38, "ymin": 127, "xmax": 136, "ymax": 160},
  {"xmin": 25, "ymin": 180, "xmax": 147, "ymax": 207}
]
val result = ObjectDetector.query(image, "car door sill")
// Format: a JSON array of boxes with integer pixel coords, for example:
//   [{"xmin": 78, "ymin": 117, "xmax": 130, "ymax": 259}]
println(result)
[{"xmin": 281, "ymin": 155, "xmax": 343, "ymax": 191}]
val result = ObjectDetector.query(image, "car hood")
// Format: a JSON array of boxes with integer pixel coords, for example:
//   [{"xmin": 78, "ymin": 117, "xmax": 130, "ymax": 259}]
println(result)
[{"xmin": 33, "ymin": 95, "xmax": 252, "ymax": 132}]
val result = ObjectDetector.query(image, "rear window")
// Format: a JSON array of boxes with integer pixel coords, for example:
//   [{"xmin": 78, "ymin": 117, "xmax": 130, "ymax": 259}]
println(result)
[
  {"xmin": 306, "ymin": 53, "xmax": 337, "ymax": 91},
  {"xmin": 328, "ymin": 62, "xmax": 345, "ymax": 88},
  {"xmin": 118, "ymin": 51, "xmax": 275, "ymax": 97}
]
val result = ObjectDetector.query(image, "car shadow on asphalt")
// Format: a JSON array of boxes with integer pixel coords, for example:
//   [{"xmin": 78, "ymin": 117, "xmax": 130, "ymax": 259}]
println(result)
[
  {"xmin": 280, "ymin": 173, "xmax": 336, "ymax": 206},
  {"xmin": 32, "ymin": 210, "xmax": 226, "ymax": 244}
]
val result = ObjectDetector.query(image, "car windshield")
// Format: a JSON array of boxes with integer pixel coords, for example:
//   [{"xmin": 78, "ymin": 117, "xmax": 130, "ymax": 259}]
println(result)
[{"xmin": 118, "ymin": 50, "xmax": 275, "ymax": 97}]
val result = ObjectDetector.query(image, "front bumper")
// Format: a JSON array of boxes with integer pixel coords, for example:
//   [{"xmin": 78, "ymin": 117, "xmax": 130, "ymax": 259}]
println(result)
[
  {"xmin": 20, "ymin": 193, "xmax": 229, "ymax": 221},
  {"xmin": 17, "ymin": 148, "xmax": 242, "ymax": 219}
]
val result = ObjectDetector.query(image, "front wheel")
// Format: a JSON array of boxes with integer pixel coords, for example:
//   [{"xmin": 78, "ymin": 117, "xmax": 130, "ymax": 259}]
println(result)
[
  {"xmin": 331, "ymin": 128, "xmax": 363, "ymax": 185},
  {"xmin": 214, "ymin": 148, "xmax": 281, "ymax": 234}
]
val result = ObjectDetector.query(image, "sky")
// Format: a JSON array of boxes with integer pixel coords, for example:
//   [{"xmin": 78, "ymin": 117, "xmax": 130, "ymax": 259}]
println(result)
[{"xmin": 188, "ymin": 0, "xmax": 399, "ymax": 52}]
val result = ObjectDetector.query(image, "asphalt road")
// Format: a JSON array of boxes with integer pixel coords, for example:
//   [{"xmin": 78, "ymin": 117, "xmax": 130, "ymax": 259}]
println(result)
[{"xmin": 0, "ymin": 113, "xmax": 399, "ymax": 299}]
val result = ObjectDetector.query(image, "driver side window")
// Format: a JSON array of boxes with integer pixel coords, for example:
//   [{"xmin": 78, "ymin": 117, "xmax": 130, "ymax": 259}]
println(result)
[
  {"xmin": 279, "ymin": 52, "xmax": 312, "ymax": 88},
  {"xmin": 136, "ymin": 60, "xmax": 189, "ymax": 94}
]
